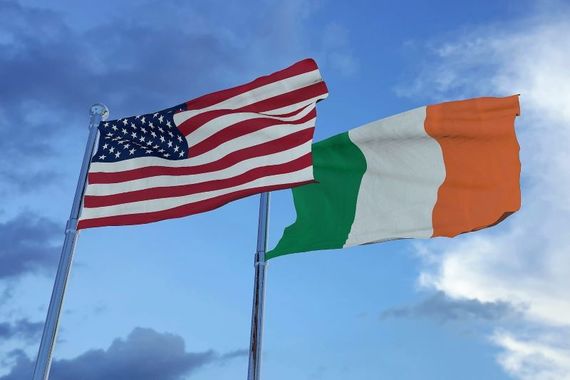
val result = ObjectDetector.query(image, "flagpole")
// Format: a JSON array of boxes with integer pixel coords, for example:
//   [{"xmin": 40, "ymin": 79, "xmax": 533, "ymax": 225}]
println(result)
[
  {"xmin": 247, "ymin": 192, "xmax": 270, "ymax": 380},
  {"xmin": 32, "ymin": 104, "xmax": 109, "ymax": 380}
]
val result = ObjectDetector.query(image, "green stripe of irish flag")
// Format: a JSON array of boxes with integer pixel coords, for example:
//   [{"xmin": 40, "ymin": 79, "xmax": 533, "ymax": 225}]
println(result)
[
  {"xmin": 269, "ymin": 131, "xmax": 367, "ymax": 255},
  {"xmin": 267, "ymin": 95, "xmax": 521, "ymax": 259}
]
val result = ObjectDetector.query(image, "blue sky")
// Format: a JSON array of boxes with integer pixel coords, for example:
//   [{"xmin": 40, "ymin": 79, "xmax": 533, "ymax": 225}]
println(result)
[{"xmin": 1, "ymin": 0, "xmax": 569, "ymax": 379}]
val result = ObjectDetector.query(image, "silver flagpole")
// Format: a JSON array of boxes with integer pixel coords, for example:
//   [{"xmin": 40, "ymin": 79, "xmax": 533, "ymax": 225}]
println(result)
[
  {"xmin": 247, "ymin": 192, "xmax": 270, "ymax": 380},
  {"xmin": 32, "ymin": 104, "xmax": 109, "ymax": 380}
]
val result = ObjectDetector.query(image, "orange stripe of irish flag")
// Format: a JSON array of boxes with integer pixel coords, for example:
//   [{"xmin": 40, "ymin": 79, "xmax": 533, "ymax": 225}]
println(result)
[{"xmin": 425, "ymin": 95, "xmax": 521, "ymax": 237}]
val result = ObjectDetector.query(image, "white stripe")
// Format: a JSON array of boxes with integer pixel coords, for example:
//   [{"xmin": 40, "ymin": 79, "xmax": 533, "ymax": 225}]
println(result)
[
  {"xmin": 344, "ymin": 106, "xmax": 446, "ymax": 247},
  {"xmin": 89, "ymin": 117, "xmax": 316, "ymax": 174},
  {"xmin": 79, "ymin": 166, "xmax": 313, "ymax": 220},
  {"xmin": 173, "ymin": 70, "xmax": 323, "ymax": 125},
  {"xmin": 184, "ymin": 103, "xmax": 315, "ymax": 147},
  {"xmin": 85, "ymin": 140, "xmax": 312, "ymax": 196},
  {"xmin": 260, "ymin": 94, "xmax": 327, "ymax": 116}
]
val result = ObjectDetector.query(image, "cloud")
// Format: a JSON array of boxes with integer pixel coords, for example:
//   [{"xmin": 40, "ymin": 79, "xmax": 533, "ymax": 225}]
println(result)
[
  {"xmin": 0, "ymin": 319, "xmax": 43, "ymax": 343},
  {"xmin": 493, "ymin": 331, "xmax": 570, "ymax": 380},
  {"xmin": 0, "ymin": 286, "xmax": 15, "ymax": 308},
  {"xmin": 0, "ymin": 0, "xmax": 233, "ymax": 194},
  {"xmin": 0, "ymin": 327, "xmax": 246, "ymax": 380},
  {"xmin": 0, "ymin": 0, "xmax": 347, "ymax": 122},
  {"xmin": 380, "ymin": 292, "xmax": 520, "ymax": 323},
  {"xmin": 0, "ymin": 213, "xmax": 60, "ymax": 279},
  {"xmin": 0, "ymin": 1, "xmax": 82, "ymax": 167},
  {"xmin": 0, "ymin": 0, "xmax": 355, "ymax": 195},
  {"xmin": 402, "ymin": 3, "xmax": 570, "ymax": 379},
  {"xmin": 219, "ymin": 349, "xmax": 249, "ymax": 361},
  {"xmin": 0, "ymin": 0, "xmax": 236, "ymax": 113}
]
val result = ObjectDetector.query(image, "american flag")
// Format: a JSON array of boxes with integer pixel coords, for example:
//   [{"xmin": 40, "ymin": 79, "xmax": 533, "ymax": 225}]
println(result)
[{"xmin": 78, "ymin": 59, "xmax": 328, "ymax": 229}]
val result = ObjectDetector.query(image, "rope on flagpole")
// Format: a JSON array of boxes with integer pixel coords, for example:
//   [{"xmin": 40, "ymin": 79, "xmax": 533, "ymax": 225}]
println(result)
[
  {"xmin": 32, "ymin": 104, "xmax": 108, "ymax": 380},
  {"xmin": 247, "ymin": 192, "xmax": 270, "ymax": 380}
]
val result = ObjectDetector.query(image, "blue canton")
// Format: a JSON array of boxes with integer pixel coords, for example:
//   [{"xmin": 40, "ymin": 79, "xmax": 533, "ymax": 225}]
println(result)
[{"xmin": 93, "ymin": 104, "xmax": 189, "ymax": 162}]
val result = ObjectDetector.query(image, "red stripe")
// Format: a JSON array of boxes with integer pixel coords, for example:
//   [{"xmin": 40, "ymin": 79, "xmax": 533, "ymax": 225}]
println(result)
[
  {"xmin": 88, "ymin": 128, "xmax": 315, "ymax": 184},
  {"xmin": 78, "ymin": 180, "xmax": 313, "ymax": 229},
  {"xmin": 263, "ymin": 106, "xmax": 319, "ymax": 119},
  {"xmin": 183, "ymin": 59, "xmax": 319, "ymax": 111},
  {"xmin": 237, "ymin": 82, "xmax": 328, "ymax": 114},
  {"xmin": 177, "ymin": 82, "xmax": 327, "ymax": 136},
  {"xmin": 179, "ymin": 109, "xmax": 234, "ymax": 137},
  {"xmin": 84, "ymin": 154, "xmax": 312, "ymax": 207},
  {"xmin": 188, "ymin": 108, "xmax": 317, "ymax": 157}
]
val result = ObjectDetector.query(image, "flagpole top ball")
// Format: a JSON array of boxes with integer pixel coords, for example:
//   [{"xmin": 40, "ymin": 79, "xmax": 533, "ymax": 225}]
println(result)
[{"xmin": 90, "ymin": 103, "xmax": 110, "ymax": 121}]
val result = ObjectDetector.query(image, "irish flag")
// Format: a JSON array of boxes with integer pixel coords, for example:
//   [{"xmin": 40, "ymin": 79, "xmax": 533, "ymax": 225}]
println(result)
[{"xmin": 268, "ymin": 95, "xmax": 521, "ymax": 259}]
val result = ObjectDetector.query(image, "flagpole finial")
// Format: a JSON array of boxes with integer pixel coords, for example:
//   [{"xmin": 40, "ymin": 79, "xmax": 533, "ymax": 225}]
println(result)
[{"xmin": 90, "ymin": 103, "xmax": 109, "ymax": 121}]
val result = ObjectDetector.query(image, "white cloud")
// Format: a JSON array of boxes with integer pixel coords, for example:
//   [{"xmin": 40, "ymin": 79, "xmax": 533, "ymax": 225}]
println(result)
[
  {"xmin": 493, "ymin": 332, "xmax": 570, "ymax": 380},
  {"xmin": 405, "ymin": 4, "xmax": 570, "ymax": 379}
]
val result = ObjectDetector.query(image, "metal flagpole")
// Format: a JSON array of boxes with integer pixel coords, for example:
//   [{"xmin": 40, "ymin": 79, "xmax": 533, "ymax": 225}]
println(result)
[
  {"xmin": 32, "ymin": 104, "xmax": 109, "ymax": 380},
  {"xmin": 247, "ymin": 192, "xmax": 270, "ymax": 380}
]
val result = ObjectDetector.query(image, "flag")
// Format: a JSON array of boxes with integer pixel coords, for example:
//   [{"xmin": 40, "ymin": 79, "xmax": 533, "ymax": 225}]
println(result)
[
  {"xmin": 78, "ymin": 59, "xmax": 328, "ymax": 229},
  {"xmin": 268, "ymin": 95, "xmax": 521, "ymax": 259}
]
